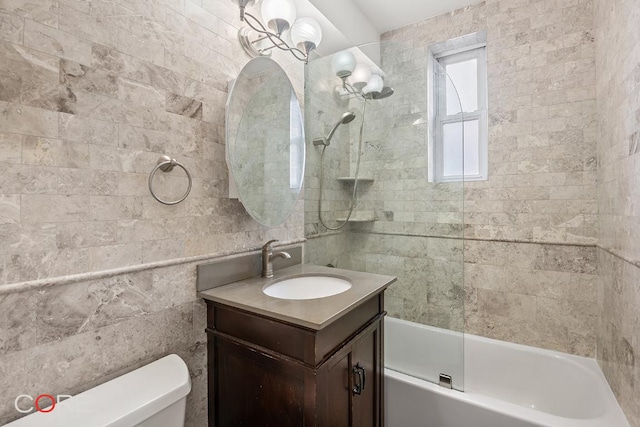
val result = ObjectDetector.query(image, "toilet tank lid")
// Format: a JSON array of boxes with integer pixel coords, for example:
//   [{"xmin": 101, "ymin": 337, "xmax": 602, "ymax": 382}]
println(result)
[{"xmin": 5, "ymin": 354, "xmax": 192, "ymax": 427}]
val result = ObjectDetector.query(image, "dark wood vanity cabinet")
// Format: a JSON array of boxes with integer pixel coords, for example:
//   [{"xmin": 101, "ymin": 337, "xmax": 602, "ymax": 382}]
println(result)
[
  {"xmin": 321, "ymin": 319, "xmax": 381, "ymax": 427},
  {"xmin": 205, "ymin": 292, "xmax": 385, "ymax": 427}
]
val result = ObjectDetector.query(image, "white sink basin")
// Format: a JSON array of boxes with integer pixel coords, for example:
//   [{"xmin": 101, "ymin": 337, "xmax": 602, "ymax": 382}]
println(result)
[{"xmin": 263, "ymin": 275, "xmax": 352, "ymax": 300}]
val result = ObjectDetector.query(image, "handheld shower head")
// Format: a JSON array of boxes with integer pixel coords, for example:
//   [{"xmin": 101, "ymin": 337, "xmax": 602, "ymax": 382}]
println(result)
[
  {"xmin": 313, "ymin": 111, "xmax": 357, "ymax": 147},
  {"xmin": 326, "ymin": 111, "xmax": 356, "ymax": 141},
  {"xmin": 339, "ymin": 111, "xmax": 357, "ymax": 124}
]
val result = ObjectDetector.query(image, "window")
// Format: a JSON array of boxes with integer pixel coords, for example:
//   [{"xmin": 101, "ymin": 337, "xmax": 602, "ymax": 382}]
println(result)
[{"xmin": 430, "ymin": 40, "xmax": 488, "ymax": 182}]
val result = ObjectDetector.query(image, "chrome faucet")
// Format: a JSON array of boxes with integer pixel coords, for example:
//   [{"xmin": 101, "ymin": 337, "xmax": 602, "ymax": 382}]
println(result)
[{"xmin": 261, "ymin": 240, "xmax": 291, "ymax": 278}]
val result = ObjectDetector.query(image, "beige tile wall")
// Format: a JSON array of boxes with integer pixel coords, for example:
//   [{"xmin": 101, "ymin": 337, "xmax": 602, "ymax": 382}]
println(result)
[
  {"xmin": 304, "ymin": 231, "xmax": 349, "ymax": 268},
  {"xmin": 302, "ymin": 54, "xmax": 355, "ymax": 266},
  {"xmin": 303, "ymin": 54, "xmax": 354, "ymax": 237},
  {"xmin": 344, "ymin": 233, "xmax": 466, "ymax": 332},
  {"xmin": 379, "ymin": 0, "xmax": 597, "ymax": 244},
  {"xmin": 465, "ymin": 239, "xmax": 597, "ymax": 356},
  {"xmin": 595, "ymin": 0, "xmax": 640, "ymax": 425},
  {"xmin": 305, "ymin": 0, "xmax": 600, "ymax": 355},
  {"xmin": 0, "ymin": 0, "xmax": 304, "ymax": 424},
  {"xmin": 0, "ymin": 0, "xmax": 304, "ymax": 286},
  {"xmin": 597, "ymin": 249, "xmax": 640, "ymax": 426}
]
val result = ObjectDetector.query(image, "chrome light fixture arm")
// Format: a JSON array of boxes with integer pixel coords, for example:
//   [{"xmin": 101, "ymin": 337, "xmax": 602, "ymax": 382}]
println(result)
[
  {"xmin": 339, "ymin": 77, "xmax": 366, "ymax": 100},
  {"xmin": 240, "ymin": 11, "xmax": 308, "ymax": 62}
]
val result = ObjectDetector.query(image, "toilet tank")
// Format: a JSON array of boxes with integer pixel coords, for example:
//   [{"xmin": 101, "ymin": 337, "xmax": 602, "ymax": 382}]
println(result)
[{"xmin": 6, "ymin": 354, "xmax": 192, "ymax": 427}]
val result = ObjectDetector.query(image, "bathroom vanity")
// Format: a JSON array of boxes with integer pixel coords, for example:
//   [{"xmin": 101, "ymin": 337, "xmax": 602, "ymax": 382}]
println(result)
[{"xmin": 198, "ymin": 262, "xmax": 395, "ymax": 427}]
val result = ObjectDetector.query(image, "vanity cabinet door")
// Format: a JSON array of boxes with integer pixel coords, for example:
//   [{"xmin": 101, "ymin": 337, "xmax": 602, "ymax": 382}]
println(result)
[
  {"xmin": 317, "ymin": 317, "xmax": 384, "ymax": 427},
  {"xmin": 212, "ymin": 337, "xmax": 313, "ymax": 427},
  {"xmin": 351, "ymin": 318, "xmax": 383, "ymax": 427},
  {"xmin": 322, "ymin": 350, "xmax": 351, "ymax": 426}
]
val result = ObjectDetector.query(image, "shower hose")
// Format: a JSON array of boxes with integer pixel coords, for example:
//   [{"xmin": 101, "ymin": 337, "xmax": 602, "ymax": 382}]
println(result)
[{"xmin": 318, "ymin": 98, "xmax": 368, "ymax": 231}]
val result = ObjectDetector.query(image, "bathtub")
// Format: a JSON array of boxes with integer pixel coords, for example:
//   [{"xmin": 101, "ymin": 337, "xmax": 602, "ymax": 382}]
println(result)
[{"xmin": 384, "ymin": 317, "xmax": 630, "ymax": 427}]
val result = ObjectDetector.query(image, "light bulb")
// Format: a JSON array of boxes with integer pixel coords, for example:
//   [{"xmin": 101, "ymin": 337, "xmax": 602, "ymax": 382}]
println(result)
[
  {"xmin": 348, "ymin": 64, "xmax": 371, "ymax": 90},
  {"xmin": 363, "ymin": 74, "xmax": 384, "ymax": 94},
  {"xmin": 261, "ymin": 0, "xmax": 296, "ymax": 34},
  {"xmin": 331, "ymin": 51, "xmax": 357, "ymax": 79},
  {"xmin": 290, "ymin": 17, "xmax": 322, "ymax": 54}
]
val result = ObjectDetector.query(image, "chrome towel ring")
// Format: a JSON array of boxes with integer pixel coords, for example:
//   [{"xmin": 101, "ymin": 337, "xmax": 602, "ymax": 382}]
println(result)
[{"xmin": 148, "ymin": 155, "xmax": 192, "ymax": 205}]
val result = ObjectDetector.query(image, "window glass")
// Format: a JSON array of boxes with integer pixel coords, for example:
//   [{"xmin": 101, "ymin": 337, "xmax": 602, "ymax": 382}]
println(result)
[
  {"xmin": 443, "ymin": 123, "xmax": 463, "ymax": 177},
  {"xmin": 445, "ymin": 58, "xmax": 478, "ymax": 114},
  {"xmin": 462, "ymin": 120, "xmax": 480, "ymax": 176},
  {"xmin": 443, "ymin": 120, "xmax": 480, "ymax": 178}
]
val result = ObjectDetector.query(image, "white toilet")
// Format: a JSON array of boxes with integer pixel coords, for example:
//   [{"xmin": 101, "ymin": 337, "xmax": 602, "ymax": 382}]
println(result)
[{"xmin": 6, "ymin": 354, "xmax": 192, "ymax": 427}]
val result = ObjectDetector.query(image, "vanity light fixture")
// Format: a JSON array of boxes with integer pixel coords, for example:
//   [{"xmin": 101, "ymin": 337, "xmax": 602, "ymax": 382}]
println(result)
[
  {"xmin": 348, "ymin": 63, "xmax": 372, "ymax": 90},
  {"xmin": 330, "ymin": 50, "xmax": 357, "ymax": 79},
  {"xmin": 362, "ymin": 73, "xmax": 384, "ymax": 95},
  {"xmin": 331, "ymin": 50, "xmax": 394, "ymax": 100},
  {"xmin": 236, "ymin": 0, "xmax": 322, "ymax": 63}
]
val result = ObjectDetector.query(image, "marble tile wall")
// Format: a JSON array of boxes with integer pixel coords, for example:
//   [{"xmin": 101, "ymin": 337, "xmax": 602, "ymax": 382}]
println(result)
[
  {"xmin": 0, "ymin": 0, "xmax": 304, "ymax": 424},
  {"xmin": 378, "ymin": 0, "xmax": 597, "ymax": 244},
  {"xmin": 304, "ymin": 0, "xmax": 600, "ymax": 356},
  {"xmin": 304, "ymin": 231, "xmax": 349, "ymax": 269},
  {"xmin": 594, "ymin": 0, "xmax": 640, "ymax": 424},
  {"xmin": 337, "ymin": 231, "xmax": 599, "ymax": 355},
  {"xmin": 343, "ymin": 233, "xmax": 465, "ymax": 332},
  {"xmin": 465, "ymin": 239, "xmax": 598, "ymax": 356},
  {"xmin": 348, "ymin": 0, "xmax": 598, "ymax": 355},
  {"xmin": 0, "ymin": 0, "xmax": 304, "ymax": 286},
  {"xmin": 596, "ymin": 249, "xmax": 640, "ymax": 426},
  {"xmin": 303, "ymin": 54, "xmax": 354, "ymax": 237},
  {"xmin": 302, "ymin": 54, "xmax": 354, "ymax": 263}
]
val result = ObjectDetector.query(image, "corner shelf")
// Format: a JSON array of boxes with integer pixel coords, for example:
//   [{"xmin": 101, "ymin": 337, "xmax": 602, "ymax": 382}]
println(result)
[
  {"xmin": 336, "ymin": 176, "xmax": 375, "ymax": 184},
  {"xmin": 336, "ymin": 212, "xmax": 375, "ymax": 222}
]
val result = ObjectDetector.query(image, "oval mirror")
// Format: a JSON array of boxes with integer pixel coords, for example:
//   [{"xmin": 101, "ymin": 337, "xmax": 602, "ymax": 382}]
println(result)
[{"xmin": 226, "ymin": 57, "xmax": 305, "ymax": 227}]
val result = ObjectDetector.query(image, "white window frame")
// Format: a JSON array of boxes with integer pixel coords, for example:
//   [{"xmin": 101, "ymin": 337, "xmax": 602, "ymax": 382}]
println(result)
[{"xmin": 431, "ymin": 45, "xmax": 488, "ymax": 183}]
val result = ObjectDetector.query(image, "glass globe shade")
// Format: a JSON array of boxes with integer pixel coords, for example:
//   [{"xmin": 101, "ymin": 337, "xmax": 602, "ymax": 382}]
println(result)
[
  {"xmin": 363, "ymin": 74, "xmax": 384, "ymax": 94},
  {"xmin": 290, "ymin": 17, "xmax": 322, "ymax": 53},
  {"xmin": 348, "ymin": 64, "xmax": 371, "ymax": 90},
  {"xmin": 331, "ymin": 51, "xmax": 357, "ymax": 78},
  {"xmin": 261, "ymin": 0, "xmax": 296, "ymax": 34}
]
